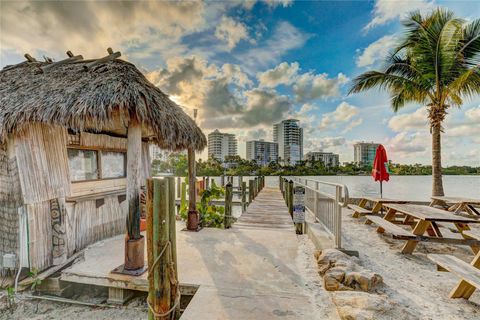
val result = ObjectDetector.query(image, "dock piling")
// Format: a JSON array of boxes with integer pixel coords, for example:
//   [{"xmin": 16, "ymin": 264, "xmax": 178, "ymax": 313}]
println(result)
[
  {"xmin": 225, "ymin": 183, "xmax": 233, "ymax": 228},
  {"xmin": 241, "ymin": 181, "xmax": 247, "ymax": 212},
  {"xmin": 147, "ymin": 178, "xmax": 177, "ymax": 320}
]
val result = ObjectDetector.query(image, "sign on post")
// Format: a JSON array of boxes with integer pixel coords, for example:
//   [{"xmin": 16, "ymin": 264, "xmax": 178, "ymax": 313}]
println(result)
[{"xmin": 293, "ymin": 186, "xmax": 305, "ymax": 224}]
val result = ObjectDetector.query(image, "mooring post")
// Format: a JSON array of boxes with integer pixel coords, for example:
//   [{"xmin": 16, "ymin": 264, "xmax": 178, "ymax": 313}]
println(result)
[
  {"xmin": 180, "ymin": 182, "xmax": 187, "ymax": 215},
  {"xmin": 249, "ymin": 179, "xmax": 254, "ymax": 203},
  {"xmin": 147, "ymin": 178, "xmax": 171, "ymax": 320},
  {"xmin": 288, "ymin": 180, "xmax": 294, "ymax": 218},
  {"xmin": 254, "ymin": 177, "xmax": 258, "ymax": 198},
  {"xmin": 241, "ymin": 181, "xmax": 247, "ymax": 212},
  {"xmin": 279, "ymin": 176, "xmax": 283, "ymax": 197},
  {"xmin": 176, "ymin": 177, "xmax": 181, "ymax": 199},
  {"xmin": 167, "ymin": 177, "xmax": 179, "ymax": 317},
  {"xmin": 238, "ymin": 175, "xmax": 242, "ymax": 190},
  {"xmin": 221, "ymin": 175, "xmax": 225, "ymax": 186},
  {"xmin": 225, "ymin": 183, "xmax": 233, "ymax": 228}
]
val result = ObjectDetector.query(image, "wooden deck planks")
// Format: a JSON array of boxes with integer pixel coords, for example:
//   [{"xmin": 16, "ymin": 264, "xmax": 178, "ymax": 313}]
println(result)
[{"xmin": 235, "ymin": 187, "xmax": 294, "ymax": 230}]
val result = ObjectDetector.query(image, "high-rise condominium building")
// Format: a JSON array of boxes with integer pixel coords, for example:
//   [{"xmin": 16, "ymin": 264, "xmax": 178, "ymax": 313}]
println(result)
[
  {"xmin": 353, "ymin": 142, "xmax": 379, "ymax": 165},
  {"xmin": 207, "ymin": 129, "xmax": 237, "ymax": 161},
  {"xmin": 305, "ymin": 151, "xmax": 340, "ymax": 168},
  {"xmin": 246, "ymin": 140, "xmax": 278, "ymax": 166},
  {"xmin": 273, "ymin": 119, "xmax": 303, "ymax": 165}
]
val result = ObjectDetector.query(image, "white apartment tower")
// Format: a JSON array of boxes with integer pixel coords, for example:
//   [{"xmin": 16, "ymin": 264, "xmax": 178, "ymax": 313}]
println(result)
[
  {"xmin": 207, "ymin": 129, "xmax": 238, "ymax": 161},
  {"xmin": 246, "ymin": 140, "xmax": 278, "ymax": 166},
  {"xmin": 305, "ymin": 151, "xmax": 340, "ymax": 168},
  {"xmin": 273, "ymin": 119, "xmax": 303, "ymax": 165},
  {"xmin": 353, "ymin": 142, "xmax": 379, "ymax": 166}
]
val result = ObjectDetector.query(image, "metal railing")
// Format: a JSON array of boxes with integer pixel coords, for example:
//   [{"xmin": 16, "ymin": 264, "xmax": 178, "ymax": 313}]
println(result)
[{"xmin": 288, "ymin": 177, "xmax": 349, "ymax": 249}]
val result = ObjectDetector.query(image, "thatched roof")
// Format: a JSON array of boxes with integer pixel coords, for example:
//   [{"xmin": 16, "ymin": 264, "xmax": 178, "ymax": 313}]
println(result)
[{"xmin": 0, "ymin": 57, "xmax": 206, "ymax": 151}]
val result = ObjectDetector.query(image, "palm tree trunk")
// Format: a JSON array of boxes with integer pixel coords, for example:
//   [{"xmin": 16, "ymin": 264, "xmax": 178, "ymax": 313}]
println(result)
[{"xmin": 431, "ymin": 124, "xmax": 445, "ymax": 196}]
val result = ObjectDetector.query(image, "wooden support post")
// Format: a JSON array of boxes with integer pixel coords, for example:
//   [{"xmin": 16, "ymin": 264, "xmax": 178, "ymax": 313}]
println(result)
[
  {"xmin": 166, "ymin": 177, "xmax": 179, "ymax": 317},
  {"xmin": 221, "ymin": 175, "xmax": 225, "ymax": 186},
  {"xmin": 187, "ymin": 148, "xmax": 198, "ymax": 231},
  {"xmin": 125, "ymin": 116, "xmax": 144, "ymax": 270},
  {"xmin": 288, "ymin": 180, "xmax": 294, "ymax": 218},
  {"xmin": 225, "ymin": 183, "xmax": 233, "ymax": 228},
  {"xmin": 238, "ymin": 176, "xmax": 242, "ymax": 190},
  {"xmin": 147, "ymin": 178, "xmax": 172, "ymax": 320},
  {"xmin": 176, "ymin": 177, "xmax": 181, "ymax": 198},
  {"xmin": 279, "ymin": 177, "xmax": 283, "ymax": 196},
  {"xmin": 241, "ymin": 181, "xmax": 247, "ymax": 213},
  {"xmin": 206, "ymin": 176, "xmax": 210, "ymax": 190},
  {"xmin": 180, "ymin": 182, "xmax": 187, "ymax": 214},
  {"xmin": 249, "ymin": 180, "xmax": 254, "ymax": 203}
]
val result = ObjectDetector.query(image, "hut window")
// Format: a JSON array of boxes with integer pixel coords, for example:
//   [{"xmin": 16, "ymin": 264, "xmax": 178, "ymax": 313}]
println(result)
[
  {"xmin": 101, "ymin": 151, "xmax": 126, "ymax": 178},
  {"xmin": 67, "ymin": 149, "xmax": 99, "ymax": 181}
]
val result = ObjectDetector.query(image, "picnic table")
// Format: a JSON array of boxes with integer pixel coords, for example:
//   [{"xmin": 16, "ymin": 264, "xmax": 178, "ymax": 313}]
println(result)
[
  {"xmin": 349, "ymin": 196, "xmax": 408, "ymax": 218},
  {"xmin": 430, "ymin": 196, "xmax": 480, "ymax": 216},
  {"xmin": 365, "ymin": 203, "xmax": 480, "ymax": 254},
  {"xmin": 428, "ymin": 229, "xmax": 480, "ymax": 300}
]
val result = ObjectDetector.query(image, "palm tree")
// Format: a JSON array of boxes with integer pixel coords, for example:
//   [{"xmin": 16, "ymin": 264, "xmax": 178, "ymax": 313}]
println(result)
[{"xmin": 349, "ymin": 8, "xmax": 480, "ymax": 196}]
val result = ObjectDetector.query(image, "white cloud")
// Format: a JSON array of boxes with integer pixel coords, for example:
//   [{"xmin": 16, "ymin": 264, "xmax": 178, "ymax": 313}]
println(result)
[
  {"xmin": 0, "ymin": 1, "xmax": 206, "ymax": 60},
  {"xmin": 388, "ymin": 108, "xmax": 428, "ymax": 132},
  {"xmin": 240, "ymin": 21, "xmax": 311, "ymax": 70},
  {"xmin": 257, "ymin": 62, "xmax": 300, "ymax": 87},
  {"xmin": 240, "ymin": 89, "xmax": 292, "ymax": 126},
  {"xmin": 263, "ymin": 0, "xmax": 293, "ymax": 8},
  {"xmin": 342, "ymin": 118, "xmax": 363, "ymax": 134},
  {"xmin": 356, "ymin": 35, "xmax": 398, "ymax": 67},
  {"xmin": 215, "ymin": 16, "xmax": 250, "ymax": 50},
  {"xmin": 465, "ymin": 106, "xmax": 480, "ymax": 122},
  {"xmin": 294, "ymin": 72, "xmax": 349, "ymax": 103},
  {"xmin": 364, "ymin": 0, "xmax": 434, "ymax": 31},
  {"xmin": 387, "ymin": 131, "xmax": 428, "ymax": 154},
  {"xmin": 318, "ymin": 102, "xmax": 359, "ymax": 130}
]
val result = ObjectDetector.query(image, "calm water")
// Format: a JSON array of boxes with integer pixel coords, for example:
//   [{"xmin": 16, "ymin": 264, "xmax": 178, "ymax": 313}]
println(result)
[{"xmin": 265, "ymin": 175, "xmax": 479, "ymax": 201}]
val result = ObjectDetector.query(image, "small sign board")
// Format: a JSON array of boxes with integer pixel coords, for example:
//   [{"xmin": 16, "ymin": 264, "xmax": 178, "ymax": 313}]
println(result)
[{"xmin": 293, "ymin": 186, "xmax": 305, "ymax": 223}]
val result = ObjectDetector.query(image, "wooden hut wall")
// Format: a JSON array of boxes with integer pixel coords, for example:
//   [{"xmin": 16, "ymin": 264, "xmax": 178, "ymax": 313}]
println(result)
[
  {"xmin": 76, "ymin": 131, "xmax": 127, "ymax": 150},
  {"xmin": 0, "ymin": 142, "xmax": 23, "ymax": 260},
  {"xmin": 8, "ymin": 125, "xmax": 148, "ymax": 270},
  {"xmin": 66, "ymin": 195, "xmax": 126, "ymax": 253},
  {"xmin": 15, "ymin": 124, "xmax": 70, "ymax": 204},
  {"xmin": 26, "ymin": 201, "xmax": 53, "ymax": 270}
]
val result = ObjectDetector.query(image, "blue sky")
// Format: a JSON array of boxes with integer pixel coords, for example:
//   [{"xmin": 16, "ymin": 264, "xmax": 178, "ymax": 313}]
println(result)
[{"xmin": 1, "ymin": 0, "xmax": 479, "ymax": 165}]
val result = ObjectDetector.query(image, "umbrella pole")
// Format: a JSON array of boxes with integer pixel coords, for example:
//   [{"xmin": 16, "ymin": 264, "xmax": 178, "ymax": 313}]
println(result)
[{"xmin": 380, "ymin": 181, "xmax": 384, "ymax": 214}]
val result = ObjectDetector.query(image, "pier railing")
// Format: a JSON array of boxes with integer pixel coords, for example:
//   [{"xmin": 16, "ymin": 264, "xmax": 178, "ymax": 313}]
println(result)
[{"xmin": 283, "ymin": 176, "xmax": 349, "ymax": 249}]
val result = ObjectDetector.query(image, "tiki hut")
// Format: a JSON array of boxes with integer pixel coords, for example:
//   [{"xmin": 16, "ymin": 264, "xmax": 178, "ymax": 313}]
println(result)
[{"xmin": 0, "ymin": 50, "xmax": 206, "ymax": 272}]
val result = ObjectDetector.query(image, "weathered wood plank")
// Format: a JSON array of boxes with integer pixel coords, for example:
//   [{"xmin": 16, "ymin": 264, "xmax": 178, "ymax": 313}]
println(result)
[
  {"xmin": 384, "ymin": 204, "xmax": 479, "ymax": 223},
  {"xmin": 428, "ymin": 254, "xmax": 480, "ymax": 298}
]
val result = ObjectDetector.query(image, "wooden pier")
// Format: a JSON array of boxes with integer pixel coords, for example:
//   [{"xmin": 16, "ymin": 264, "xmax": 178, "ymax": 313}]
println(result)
[
  {"xmin": 235, "ymin": 187, "xmax": 294, "ymax": 230},
  {"xmin": 59, "ymin": 186, "xmax": 335, "ymax": 319}
]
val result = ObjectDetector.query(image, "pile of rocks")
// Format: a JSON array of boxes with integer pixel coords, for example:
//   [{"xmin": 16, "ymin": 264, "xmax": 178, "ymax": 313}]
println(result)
[{"xmin": 314, "ymin": 249, "xmax": 383, "ymax": 292}]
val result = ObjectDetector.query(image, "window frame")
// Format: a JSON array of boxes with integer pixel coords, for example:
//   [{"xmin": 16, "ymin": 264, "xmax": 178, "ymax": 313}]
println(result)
[{"xmin": 67, "ymin": 146, "xmax": 127, "ymax": 183}]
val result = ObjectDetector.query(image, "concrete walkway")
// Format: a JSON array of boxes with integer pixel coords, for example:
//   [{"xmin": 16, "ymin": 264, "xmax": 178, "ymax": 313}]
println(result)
[{"xmin": 62, "ymin": 187, "xmax": 339, "ymax": 319}]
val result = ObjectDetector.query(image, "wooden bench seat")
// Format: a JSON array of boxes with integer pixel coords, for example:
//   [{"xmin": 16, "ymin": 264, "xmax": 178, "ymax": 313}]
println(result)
[
  {"xmin": 428, "ymin": 254, "xmax": 480, "ymax": 299},
  {"xmin": 365, "ymin": 215, "xmax": 415, "ymax": 238},
  {"xmin": 348, "ymin": 204, "xmax": 372, "ymax": 216},
  {"xmin": 463, "ymin": 230, "xmax": 480, "ymax": 240}
]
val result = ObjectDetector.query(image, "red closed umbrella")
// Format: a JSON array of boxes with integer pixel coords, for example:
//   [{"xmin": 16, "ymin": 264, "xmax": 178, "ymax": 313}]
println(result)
[{"xmin": 372, "ymin": 144, "xmax": 389, "ymax": 198}]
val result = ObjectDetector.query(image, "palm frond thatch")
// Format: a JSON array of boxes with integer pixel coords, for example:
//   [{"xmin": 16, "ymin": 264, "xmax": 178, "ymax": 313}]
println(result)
[{"xmin": 0, "ymin": 59, "xmax": 206, "ymax": 151}]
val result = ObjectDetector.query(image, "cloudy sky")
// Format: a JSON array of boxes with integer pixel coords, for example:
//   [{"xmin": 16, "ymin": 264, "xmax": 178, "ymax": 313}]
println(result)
[{"xmin": 1, "ymin": 0, "xmax": 479, "ymax": 165}]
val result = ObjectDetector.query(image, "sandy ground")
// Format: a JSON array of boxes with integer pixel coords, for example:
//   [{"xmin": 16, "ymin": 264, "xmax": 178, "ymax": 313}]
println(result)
[
  {"xmin": 0, "ymin": 293, "xmax": 148, "ymax": 320},
  {"xmin": 339, "ymin": 208, "xmax": 480, "ymax": 320}
]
